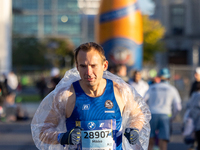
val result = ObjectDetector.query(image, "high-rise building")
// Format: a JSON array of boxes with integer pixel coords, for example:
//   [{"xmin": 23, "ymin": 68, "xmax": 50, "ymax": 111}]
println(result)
[
  {"xmin": 152, "ymin": 0, "xmax": 200, "ymax": 66},
  {"xmin": 12, "ymin": 0, "xmax": 82, "ymax": 46}
]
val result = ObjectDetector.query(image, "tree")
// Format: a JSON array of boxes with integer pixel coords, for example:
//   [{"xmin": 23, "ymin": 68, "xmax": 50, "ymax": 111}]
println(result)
[
  {"xmin": 45, "ymin": 38, "xmax": 75, "ymax": 68},
  {"xmin": 142, "ymin": 15, "xmax": 166, "ymax": 64},
  {"xmin": 12, "ymin": 37, "xmax": 49, "ymax": 70}
]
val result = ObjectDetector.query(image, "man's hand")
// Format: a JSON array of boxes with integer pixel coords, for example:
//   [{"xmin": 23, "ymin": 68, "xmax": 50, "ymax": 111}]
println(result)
[
  {"xmin": 58, "ymin": 126, "xmax": 83, "ymax": 145},
  {"xmin": 124, "ymin": 128, "xmax": 139, "ymax": 145}
]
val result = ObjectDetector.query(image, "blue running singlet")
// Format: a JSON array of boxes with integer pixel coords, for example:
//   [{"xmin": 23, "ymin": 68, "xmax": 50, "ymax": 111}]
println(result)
[{"xmin": 66, "ymin": 79, "xmax": 123, "ymax": 150}]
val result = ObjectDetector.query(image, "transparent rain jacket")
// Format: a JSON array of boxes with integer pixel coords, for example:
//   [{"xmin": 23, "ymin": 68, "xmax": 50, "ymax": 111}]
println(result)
[{"xmin": 31, "ymin": 68, "xmax": 151, "ymax": 150}]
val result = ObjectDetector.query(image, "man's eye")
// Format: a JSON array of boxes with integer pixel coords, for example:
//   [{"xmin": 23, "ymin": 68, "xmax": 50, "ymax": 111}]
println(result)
[{"xmin": 80, "ymin": 65, "xmax": 86, "ymax": 68}]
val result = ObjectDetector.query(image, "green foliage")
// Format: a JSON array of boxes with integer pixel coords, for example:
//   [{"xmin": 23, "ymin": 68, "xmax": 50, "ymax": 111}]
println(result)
[
  {"xmin": 12, "ymin": 37, "xmax": 75, "ymax": 71},
  {"xmin": 45, "ymin": 38, "xmax": 75, "ymax": 67},
  {"xmin": 16, "ymin": 94, "xmax": 41, "ymax": 103},
  {"xmin": 12, "ymin": 37, "xmax": 48, "ymax": 69},
  {"xmin": 142, "ymin": 15, "xmax": 166, "ymax": 64}
]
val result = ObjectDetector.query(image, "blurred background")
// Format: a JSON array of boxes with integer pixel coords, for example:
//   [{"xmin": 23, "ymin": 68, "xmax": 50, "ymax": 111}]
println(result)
[{"xmin": 0, "ymin": 0, "xmax": 199, "ymax": 149}]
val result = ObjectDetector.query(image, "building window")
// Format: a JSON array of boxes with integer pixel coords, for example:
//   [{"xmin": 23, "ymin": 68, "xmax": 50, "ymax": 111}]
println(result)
[
  {"xmin": 13, "ymin": 15, "xmax": 38, "ymax": 35},
  {"xmin": 13, "ymin": 0, "xmax": 38, "ymax": 10},
  {"xmin": 57, "ymin": 15, "xmax": 81, "ymax": 35},
  {"xmin": 168, "ymin": 50, "xmax": 188, "ymax": 64},
  {"xmin": 44, "ymin": 15, "xmax": 52, "ymax": 34},
  {"xmin": 57, "ymin": 0, "xmax": 78, "ymax": 12},
  {"xmin": 44, "ymin": 0, "xmax": 52, "ymax": 10},
  {"xmin": 170, "ymin": 5, "xmax": 185, "ymax": 35}
]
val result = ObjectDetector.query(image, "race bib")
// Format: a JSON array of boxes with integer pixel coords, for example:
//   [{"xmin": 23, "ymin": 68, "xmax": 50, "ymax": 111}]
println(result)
[{"xmin": 76, "ymin": 119, "xmax": 116, "ymax": 150}]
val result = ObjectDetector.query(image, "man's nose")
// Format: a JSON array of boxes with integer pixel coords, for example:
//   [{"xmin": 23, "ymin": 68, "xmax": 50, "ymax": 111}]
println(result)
[{"xmin": 86, "ymin": 66, "xmax": 92, "ymax": 75}]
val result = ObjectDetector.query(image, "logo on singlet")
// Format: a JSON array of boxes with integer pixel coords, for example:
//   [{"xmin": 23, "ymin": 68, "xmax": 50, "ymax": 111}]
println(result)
[
  {"xmin": 87, "ymin": 122, "xmax": 96, "ymax": 129},
  {"xmin": 105, "ymin": 100, "xmax": 114, "ymax": 109},
  {"xmin": 99, "ymin": 123, "xmax": 104, "ymax": 127},
  {"xmin": 82, "ymin": 104, "xmax": 90, "ymax": 110}
]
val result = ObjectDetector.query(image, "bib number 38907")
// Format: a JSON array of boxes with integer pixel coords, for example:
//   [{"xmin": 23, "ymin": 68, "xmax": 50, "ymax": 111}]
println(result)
[{"xmin": 81, "ymin": 129, "xmax": 113, "ymax": 150}]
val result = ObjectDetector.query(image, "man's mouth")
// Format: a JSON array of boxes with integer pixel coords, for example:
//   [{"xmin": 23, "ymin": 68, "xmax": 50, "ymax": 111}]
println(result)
[{"xmin": 86, "ymin": 78, "xmax": 93, "ymax": 81}]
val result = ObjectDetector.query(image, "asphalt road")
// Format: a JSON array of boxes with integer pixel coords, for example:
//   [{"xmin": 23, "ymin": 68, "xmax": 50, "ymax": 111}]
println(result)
[
  {"xmin": 0, "ymin": 102, "xmax": 192, "ymax": 150},
  {"xmin": 0, "ymin": 120, "xmax": 37, "ymax": 150}
]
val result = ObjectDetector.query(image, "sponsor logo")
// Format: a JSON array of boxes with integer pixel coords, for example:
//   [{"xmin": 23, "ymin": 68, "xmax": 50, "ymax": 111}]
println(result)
[
  {"xmin": 82, "ymin": 104, "xmax": 90, "ymax": 110},
  {"xmin": 105, "ymin": 100, "xmax": 114, "ymax": 109},
  {"xmin": 99, "ymin": 123, "xmax": 104, "ymax": 127},
  {"xmin": 87, "ymin": 122, "xmax": 96, "ymax": 129},
  {"xmin": 105, "ymin": 111, "xmax": 115, "ymax": 113}
]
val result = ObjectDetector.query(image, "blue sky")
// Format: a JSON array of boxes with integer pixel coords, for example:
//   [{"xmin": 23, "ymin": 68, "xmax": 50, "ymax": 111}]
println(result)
[{"xmin": 138, "ymin": 0, "xmax": 155, "ymax": 15}]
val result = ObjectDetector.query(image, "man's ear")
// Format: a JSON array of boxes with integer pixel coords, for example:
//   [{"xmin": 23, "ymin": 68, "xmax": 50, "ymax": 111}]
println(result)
[{"xmin": 103, "ymin": 60, "xmax": 108, "ymax": 71}]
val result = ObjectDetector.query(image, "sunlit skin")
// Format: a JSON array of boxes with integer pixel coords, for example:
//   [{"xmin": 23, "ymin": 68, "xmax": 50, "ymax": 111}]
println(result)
[
  {"xmin": 76, "ymin": 48, "xmax": 108, "ymax": 97},
  {"xmin": 195, "ymin": 73, "xmax": 200, "ymax": 82},
  {"xmin": 134, "ymin": 72, "xmax": 141, "ymax": 83}
]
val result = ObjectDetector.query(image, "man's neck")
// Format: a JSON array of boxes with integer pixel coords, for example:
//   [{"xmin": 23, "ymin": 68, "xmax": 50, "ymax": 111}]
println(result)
[{"xmin": 79, "ymin": 79, "xmax": 107, "ymax": 97}]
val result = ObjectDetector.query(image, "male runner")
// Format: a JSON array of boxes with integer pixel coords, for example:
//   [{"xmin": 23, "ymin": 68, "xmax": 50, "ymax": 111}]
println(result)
[{"xmin": 31, "ymin": 42, "xmax": 151, "ymax": 150}]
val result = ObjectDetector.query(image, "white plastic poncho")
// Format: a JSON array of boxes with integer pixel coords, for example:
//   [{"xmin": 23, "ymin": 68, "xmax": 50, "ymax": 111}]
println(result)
[{"xmin": 31, "ymin": 68, "xmax": 151, "ymax": 150}]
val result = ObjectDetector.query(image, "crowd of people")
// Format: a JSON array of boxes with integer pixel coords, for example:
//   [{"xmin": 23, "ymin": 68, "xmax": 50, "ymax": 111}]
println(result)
[
  {"xmin": 112, "ymin": 64, "xmax": 200, "ymax": 150},
  {"xmin": 1, "ymin": 41, "xmax": 200, "ymax": 150},
  {"xmin": 0, "ymin": 67, "xmax": 62, "ymax": 123},
  {"xmin": 0, "ymin": 71, "xmax": 28, "ymax": 122}
]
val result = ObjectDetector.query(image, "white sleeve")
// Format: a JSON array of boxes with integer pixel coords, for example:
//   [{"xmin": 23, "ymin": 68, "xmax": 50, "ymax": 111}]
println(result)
[{"xmin": 172, "ymin": 87, "xmax": 182, "ymax": 117}]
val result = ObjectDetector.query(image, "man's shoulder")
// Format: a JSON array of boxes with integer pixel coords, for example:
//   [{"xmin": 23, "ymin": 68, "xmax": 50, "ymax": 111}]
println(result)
[
  {"xmin": 112, "ymin": 81, "xmax": 121, "ymax": 90},
  {"xmin": 54, "ymin": 83, "xmax": 75, "ymax": 99},
  {"xmin": 112, "ymin": 80, "xmax": 127, "ymax": 94}
]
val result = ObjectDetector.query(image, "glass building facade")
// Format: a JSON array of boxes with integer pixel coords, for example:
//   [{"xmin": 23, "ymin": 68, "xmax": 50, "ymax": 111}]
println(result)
[{"xmin": 12, "ymin": 0, "xmax": 81, "ymax": 46}]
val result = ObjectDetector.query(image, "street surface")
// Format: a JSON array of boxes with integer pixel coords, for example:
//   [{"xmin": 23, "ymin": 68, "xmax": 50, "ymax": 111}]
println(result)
[{"xmin": 0, "ymin": 102, "xmax": 192, "ymax": 150}]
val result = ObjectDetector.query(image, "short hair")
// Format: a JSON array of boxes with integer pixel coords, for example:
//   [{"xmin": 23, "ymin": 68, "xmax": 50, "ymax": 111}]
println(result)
[
  {"xmin": 115, "ymin": 64, "xmax": 126, "ymax": 73},
  {"xmin": 74, "ymin": 42, "xmax": 106, "ymax": 64},
  {"xmin": 133, "ymin": 70, "xmax": 140, "ymax": 76}
]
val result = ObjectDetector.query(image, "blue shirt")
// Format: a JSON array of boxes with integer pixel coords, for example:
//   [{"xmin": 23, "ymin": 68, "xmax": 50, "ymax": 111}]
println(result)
[{"xmin": 66, "ymin": 79, "xmax": 122, "ymax": 149}]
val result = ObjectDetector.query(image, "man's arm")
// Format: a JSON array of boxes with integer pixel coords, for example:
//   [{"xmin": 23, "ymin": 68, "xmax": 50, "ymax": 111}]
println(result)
[
  {"xmin": 114, "ymin": 81, "xmax": 146, "ymax": 146},
  {"xmin": 114, "ymin": 82, "xmax": 145, "ymax": 130},
  {"xmin": 125, "ymin": 92, "xmax": 145, "ymax": 131},
  {"xmin": 171, "ymin": 87, "xmax": 182, "ymax": 121},
  {"xmin": 39, "ymin": 85, "xmax": 75, "ymax": 144}
]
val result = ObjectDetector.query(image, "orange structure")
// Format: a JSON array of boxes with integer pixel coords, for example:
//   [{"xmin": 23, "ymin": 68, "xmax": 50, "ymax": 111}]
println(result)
[{"xmin": 96, "ymin": 0, "xmax": 143, "ymax": 70}]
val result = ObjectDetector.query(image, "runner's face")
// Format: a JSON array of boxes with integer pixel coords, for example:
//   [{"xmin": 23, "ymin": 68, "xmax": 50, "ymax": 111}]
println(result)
[
  {"xmin": 135, "ymin": 72, "xmax": 141, "ymax": 82},
  {"xmin": 76, "ymin": 49, "xmax": 108, "ymax": 87}
]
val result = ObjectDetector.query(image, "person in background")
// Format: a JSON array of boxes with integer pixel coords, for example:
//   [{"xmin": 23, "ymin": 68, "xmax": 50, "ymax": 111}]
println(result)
[
  {"xmin": 108, "ymin": 65, "xmax": 116, "ymax": 74},
  {"xmin": 6, "ymin": 71, "xmax": 19, "ymax": 104},
  {"xmin": 48, "ymin": 67, "xmax": 61, "ymax": 93},
  {"xmin": 4, "ymin": 71, "xmax": 19, "ymax": 122},
  {"xmin": 31, "ymin": 42, "xmax": 151, "ymax": 150},
  {"xmin": 115, "ymin": 64, "xmax": 129, "ymax": 83},
  {"xmin": 129, "ymin": 70, "xmax": 149, "ymax": 97},
  {"xmin": 36, "ymin": 74, "xmax": 47, "ymax": 99},
  {"xmin": 189, "ymin": 67, "xmax": 200, "ymax": 97},
  {"xmin": 186, "ymin": 82, "xmax": 200, "ymax": 150},
  {"xmin": 0, "ymin": 73, "xmax": 8, "ymax": 101},
  {"xmin": 144, "ymin": 68, "xmax": 182, "ymax": 150}
]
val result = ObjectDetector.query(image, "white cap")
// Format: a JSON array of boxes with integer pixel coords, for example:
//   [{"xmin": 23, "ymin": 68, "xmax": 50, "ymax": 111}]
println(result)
[
  {"xmin": 196, "ymin": 67, "xmax": 200, "ymax": 74},
  {"xmin": 50, "ymin": 67, "xmax": 60, "ymax": 77}
]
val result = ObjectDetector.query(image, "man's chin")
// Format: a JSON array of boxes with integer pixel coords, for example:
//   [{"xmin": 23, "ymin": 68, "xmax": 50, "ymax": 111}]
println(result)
[{"xmin": 86, "ymin": 81, "xmax": 96, "ymax": 86}]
